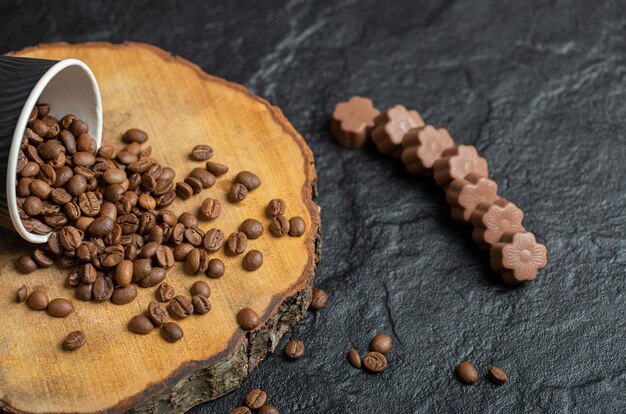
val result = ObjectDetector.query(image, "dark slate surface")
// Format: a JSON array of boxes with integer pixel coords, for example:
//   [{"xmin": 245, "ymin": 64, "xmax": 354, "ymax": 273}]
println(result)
[{"xmin": 1, "ymin": 0, "xmax": 625, "ymax": 412}]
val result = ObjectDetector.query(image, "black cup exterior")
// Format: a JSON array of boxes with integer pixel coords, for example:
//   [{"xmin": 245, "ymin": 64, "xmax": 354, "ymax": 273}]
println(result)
[{"xmin": 0, "ymin": 56, "xmax": 59, "ymax": 230}]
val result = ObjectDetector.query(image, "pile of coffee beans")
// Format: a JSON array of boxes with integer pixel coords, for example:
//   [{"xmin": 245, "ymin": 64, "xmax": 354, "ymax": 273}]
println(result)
[
  {"xmin": 455, "ymin": 361, "xmax": 509, "ymax": 386},
  {"xmin": 346, "ymin": 333, "xmax": 392, "ymax": 374},
  {"xmin": 230, "ymin": 387, "xmax": 280, "ymax": 414}
]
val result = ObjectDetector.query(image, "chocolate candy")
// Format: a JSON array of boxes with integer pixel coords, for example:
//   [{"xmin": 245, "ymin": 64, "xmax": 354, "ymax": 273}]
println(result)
[
  {"xmin": 471, "ymin": 199, "xmax": 525, "ymax": 249},
  {"xmin": 490, "ymin": 231, "xmax": 547, "ymax": 284},
  {"xmin": 330, "ymin": 96, "xmax": 380, "ymax": 149},
  {"xmin": 401, "ymin": 126, "xmax": 454, "ymax": 174},
  {"xmin": 445, "ymin": 173, "xmax": 499, "ymax": 223},
  {"xmin": 433, "ymin": 145, "xmax": 488, "ymax": 187},
  {"xmin": 371, "ymin": 104, "xmax": 424, "ymax": 156}
]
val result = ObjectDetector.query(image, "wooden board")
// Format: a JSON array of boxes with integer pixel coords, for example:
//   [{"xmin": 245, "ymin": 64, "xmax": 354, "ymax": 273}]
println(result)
[{"xmin": 0, "ymin": 42, "xmax": 320, "ymax": 413}]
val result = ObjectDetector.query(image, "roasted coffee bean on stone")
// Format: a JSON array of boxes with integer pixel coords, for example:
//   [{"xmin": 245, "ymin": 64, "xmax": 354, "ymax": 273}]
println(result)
[
  {"xmin": 488, "ymin": 366, "xmax": 509, "ymax": 385},
  {"xmin": 245, "ymin": 388, "xmax": 267, "ymax": 410},
  {"xmin": 370, "ymin": 333, "xmax": 392, "ymax": 354},
  {"xmin": 347, "ymin": 348, "xmax": 362, "ymax": 369},
  {"xmin": 269, "ymin": 215, "xmax": 290, "ymax": 237},
  {"xmin": 240, "ymin": 218, "xmax": 263, "ymax": 239},
  {"xmin": 363, "ymin": 351, "xmax": 388, "ymax": 373},
  {"xmin": 284, "ymin": 340, "xmax": 305, "ymax": 360},
  {"xmin": 456, "ymin": 361, "xmax": 479, "ymax": 385},
  {"xmin": 309, "ymin": 288, "xmax": 328, "ymax": 311},
  {"xmin": 230, "ymin": 407, "xmax": 252, "ymax": 414},
  {"xmin": 257, "ymin": 406, "xmax": 280, "ymax": 414}
]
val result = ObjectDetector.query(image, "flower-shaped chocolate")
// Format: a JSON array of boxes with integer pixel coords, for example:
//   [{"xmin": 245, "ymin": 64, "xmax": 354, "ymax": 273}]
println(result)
[
  {"xmin": 433, "ymin": 145, "xmax": 489, "ymax": 187},
  {"xmin": 401, "ymin": 126, "xmax": 455, "ymax": 174},
  {"xmin": 445, "ymin": 173, "xmax": 499, "ymax": 223},
  {"xmin": 330, "ymin": 96, "xmax": 380, "ymax": 149},
  {"xmin": 471, "ymin": 199, "xmax": 525, "ymax": 249},
  {"xmin": 490, "ymin": 232, "xmax": 547, "ymax": 284},
  {"xmin": 371, "ymin": 104, "xmax": 424, "ymax": 156}
]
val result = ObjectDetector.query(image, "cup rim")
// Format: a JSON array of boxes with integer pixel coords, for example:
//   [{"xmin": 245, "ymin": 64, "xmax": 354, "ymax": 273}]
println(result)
[{"xmin": 7, "ymin": 58, "xmax": 102, "ymax": 244}]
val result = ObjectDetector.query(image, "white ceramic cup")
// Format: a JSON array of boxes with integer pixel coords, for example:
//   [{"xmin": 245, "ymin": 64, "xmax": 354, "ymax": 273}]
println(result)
[{"xmin": 0, "ymin": 57, "xmax": 102, "ymax": 243}]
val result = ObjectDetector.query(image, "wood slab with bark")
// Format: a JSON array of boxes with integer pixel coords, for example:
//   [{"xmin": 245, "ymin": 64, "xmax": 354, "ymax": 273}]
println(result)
[{"xmin": 0, "ymin": 42, "xmax": 320, "ymax": 414}]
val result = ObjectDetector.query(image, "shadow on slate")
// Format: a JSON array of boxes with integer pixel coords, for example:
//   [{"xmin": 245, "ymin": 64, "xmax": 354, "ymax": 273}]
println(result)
[{"xmin": 0, "ymin": 0, "xmax": 625, "ymax": 412}]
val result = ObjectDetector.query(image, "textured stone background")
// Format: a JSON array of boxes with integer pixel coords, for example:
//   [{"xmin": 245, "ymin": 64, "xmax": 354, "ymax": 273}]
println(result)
[{"xmin": 1, "ymin": 0, "xmax": 625, "ymax": 412}]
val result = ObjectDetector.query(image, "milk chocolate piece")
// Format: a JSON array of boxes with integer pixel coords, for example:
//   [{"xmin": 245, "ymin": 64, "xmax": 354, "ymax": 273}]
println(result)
[
  {"xmin": 371, "ymin": 104, "xmax": 424, "ymax": 156},
  {"xmin": 490, "ymin": 231, "xmax": 547, "ymax": 284},
  {"xmin": 471, "ymin": 199, "xmax": 525, "ymax": 249},
  {"xmin": 433, "ymin": 145, "xmax": 488, "ymax": 187},
  {"xmin": 445, "ymin": 173, "xmax": 499, "ymax": 223},
  {"xmin": 330, "ymin": 96, "xmax": 380, "ymax": 149},
  {"xmin": 401, "ymin": 126, "xmax": 455, "ymax": 174}
]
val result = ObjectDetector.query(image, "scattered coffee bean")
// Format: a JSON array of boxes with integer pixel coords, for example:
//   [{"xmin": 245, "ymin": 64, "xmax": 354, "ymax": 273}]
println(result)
[
  {"xmin": 266, "ymin": 199, "xmax": 286, "ymax": 217},
  {"xmin": 173, "ymin": 243, "xmax": 194, "ymax": 261},
  {"xmin": 240, "ymin": 218, "xmax": 263, "ymax": 239},
  {"xmin": 16, "ymin": 254, "xmax": 37, "ymax": 274},
  {"xmin": 227, "ymin": 231, "xmax": 248, "ymax": 255},
  {"xmin": 184, "ymin": 176, "xmax": 203, "ymax": 194},
  {"xmin": 191, "ymin": 144, "xmax": 213, "ymax": 161},
  {"xmin": 190, "ymin": 280, "xmax": 211, "ymax": 298},
  {"xmin": 148, "ymin": 301, "xmax": 170, "ymax": 326},
  {"xmin": 189, "ymin": 167, "xmax": 216, "ymax": 188},
  {"xmin": 111, "ymin": 285, "xmax": 137, "ymax": 305},
  {"xmin": 229, "ymin": 407, "xmax": 252, "ymax": 414},
  {"xmin": 156, "ymin": 282, "xmax": 175, "ymax": 302},
  {"xmin": 32, "ymin": 248, "xmax": 53, "ymax": 267},
  {"xmin": 203, "ymin": 228, "xmax": 225, "ymax": 252},
  {"xmin": 228, "ymin": 182, "xmax": 248, "ymax": 203},
  {"xmin": 47, "ymin": 298, "xmax": 74, "ymax": 318},
  {"xmin": 237, "ymin": 307, "xmax": 260, "ymax": 331},
  {"xmin": 363, "ymin": 351, "xmax": 388, "ymax": 373},
  {"xmin": 284, "ymin": 340, "xmax": 305, "ymax": 360},
  {"xmin": 456, "ymin": 361, "xmax": 479, "ymax": 385},
  {"xmin": 200, "ymin": 198, "xmax": 221, "ymax": 220},
  {"xmin": 205, "ymin": 161, "xmax": 228, "ymax": 176},
  {"xmin": 234, "ymin": 171, "xmax": 261, "ymax": 191},
  {"xmin": 161, "ymin": 322, "xmax": 184, "ymax": 342},
  {"xmin": 487, "ymin": 365, "xmax": 508, "ymax": 385},
  {"xmin": 288, "ymin": 216, "xmax": 306, "ymax": 237},
  {"xmin": 168, "ymin": 295, "xmax": 194, "ymax": 319},
  {"xmin": 16, "ymin": 285, "xmax": 28, "ymax": 303},
  {"xmin": 245, "ymin": 388, "xmax": 267, "ymax": 410},
  {"xmin": 370, "ymin": 333, "xmax": 392, "ymax": 354},
  {"xmin": 75, "ymin": 282, "xmax": 93, "ymax": 301},
  {"xmin": 243, "ymin": 250, "xmax": 263, "ymax": 271},
  {"xmin": 192, "ymin": 295, "xmax": 211, "ymax": 314},
  {"xmin": 347, "ymin": 348, "xmax": 362, "ymax": 369},
  {"xmin": 27, "ymin": 289, "xmax": 49, "ymax": 310},
  {"xmin": 309, "ymin": 288, "xmax": 328, "ymax": 311},
  {"xmin": 115, "ymin": 260, "xmax": 134, "ymax": 287},
  {"xmin": 269, "ymin": 215, "xmax": 290, "ymax": 237},
  {"xmin": 93, "ymin": 276, "xmax": 114, "ymax": 302},
  {"xmin": 129, "ymin": 314, "xmax": 155, "ymax": 334},
  {"xmin": 175, "ymin": 181, "xmax": 193, "ymax": 199},
  {"xmin": 207, "ymin": 258, "xmax": 225, "ymax": 278},
  {"xmin": 63, "ymin": 330, "xmax": 86, "ymax": 351},
  {"xmin": 258, "ymin": 406, "xmax": 280, "ymax": 414},
  {"xmin": 138, "ymin": 267, "xmax": 167, "ymax": 288},
  {"xmin": 122, "ymin": 128, "xmax": 149, "ymax": 144}
]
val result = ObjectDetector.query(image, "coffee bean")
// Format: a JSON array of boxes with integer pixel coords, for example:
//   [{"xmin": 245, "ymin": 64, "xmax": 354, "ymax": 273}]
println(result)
[
  {"xmin": 173, "ymin": 243, "xmax": 194, "ymax": 261},
  {"xmin": 234, "ymin": 171, "xmax": 261, "ymax": 191},
  {"xmin": 94, "ymin": 276, "xmax": 115, "ymax": 302},
  {"xmin": 63, "ymin": 330, "xmax": 86, "ymax": 351},
  {"xmin": 245, "ymin": 388, "xmax": 267, "ymax": 410},
  {"xmin": 190, "ymin": 281, "xmax": 211, "ymax": 298},
  {"xmin": 184, "ymin": 226, "xmax": 204, "ymax": 246},
  {"xmin": 20, "ymin": 162, "xmax": 40, "ymax": 178},
  {"xmin": 47, "ymin": 298, "xmax": 74, "ymax": 318},
  {"xmin": 237, "ymin": 307, "xmax": 259, "ymax": 331},
  {"xmin": 117, "ymin": 150, "xmax": 137, "ymax": 165},
  {"xmin": 100, "ymin": 245, "xmax": 125, "ymax": 268},
  {"xmin": 69, "ymin": 120, "xmax": 89, "ymax": 137},
  {"xmin": 240, "ymin": 219, "xmax": 263, "ymax": 239},
  {"xmin": 148, "ymin": 301, "xmax": 169, "ymax": 326},
  {"xmin": 17, "ymin": 177, "xmax": 32, "ymax": 197},
  {"xmin": 66, "ymin": 174, "xmax": 88, "ymax": 197},
  {"xmin": 16, "ymin": 285, "xmax": 28, "ymax": 303},
  {"xmin": 266, "ymin": 199, "xmax": 286, "ymax": 217},
  {"xmin": 138, "ymin": 267, "xmax": 167, "ymax": 288},
  {"xmin": 161, "ymin": 322, "xmax": 184, "ymax": 343},
  {"xmin": 30, "ymin": 179, "xmax": 51, "ymax": 200},
  {"xmin": 284, "ymin": 340, "xmax": 305, "ymax": 360},
  {"xmin": 243, "ymin": 250, "xmax": 263, "ymax": 271},
  {"xmin": 156, "ymin": 282, "xmax": 175, "ymax": 302},
  {"xmin": 257, "ymin": 406, "xmax": 279, "ymax": 414},
  {"xmin": 228, "ymin": 183, "xmax": 248, "ymax": 202},
  {"xmin": 89, "ymin": 216, "xmax": 114, "ymax": 237},
  {"xmin": 100, "ymin": 201, "xmax": 118, "ymax": 222},
  {"xmin": 189, "ymin": 167, "xmax": 216, "ymax": 188},
  {"xmin": 37, "ymin": 163, "xmax": 56, "ymax": 185},
  {"xmin": 347, "ymin": 348, "xmax": 362, "ymax": 369},
  {"xmin": 129, "ymin": 315, "xmax": 155, "ymax": 334},
  {"xmin": 168, "ymin": 295, "xmax": 194, "ymax": 319},
  {"xmin": 111, "ymin": 285, "xmax": 137, "ymax": 305},
  {"xmin": 309, "ymin": 288, "xmax": 328, "ymax": 311},
  {"xmin": 37, "ymin": 140, "xmax": 63, "ymax": 161},
  {"xmin": 487, "ymin": 366, "xmax": 508, "ymax": 385},
  {"xmin": 16, "ymin": 254, "xmax": 37, "ymax": 274},
  {"xmin": 170, "ymin": 222, "xmax": 185, "ymax": 245},
  {"xmin": 190, "ymin": 144, "xmax": 213, "ymax": 161},
  {"xmin": 230, "ymin": 407, "xmax": 252, "ymax": 414},
  {"xmin": 97, "ymin": 144, "xmax": 115, "ymax": 159},
  {"xmin": 73, "ymin": 151, "xmax": 96, "ymax": 167},
  {"xmin": 103, "ymin": 168, "xmax": 127, "ymax": 184},
  {"xmin": 75, "ymin": 282, "xmax": 93, "ymax": 301},
  {"xmin": 227, "ymin": 232, "xmax": 248, "ymax": 256},
  {"xmin": 147, "ymin": 225, "xmax": 164, "ymax": 244},
  {"xmin": 200, "ymin": 198, "xmax": 221, "ymax": 220},
  {"xmin": 184, "ymin": 248, "xmax": 201, "ymax": 275},
  {"xmin": 207, "ymin": 258, "xmax": 225, "ymax": 279},
  {"xmin": 456, "ymin": 361, "xmax": 478, "ymax": 385},
  {"xmin": 175, "ymin": 182, "xmax": 193, "ymax": 199},
  {"xmin": 370, "ymin": 333, "xmax": 392, "ymax": 354},
  {"xmin": 133, "ymin": 258, "xmax": 152, "ymax": 281},
  {"xmin": 205, "ymin": 161, "xmax": 228, "ymax": 176},
  {"xmin": 203, "ymin": 228, "xmax": 224, "ymax": 252},
  {"xmin": 32, "ymin": 248, "xmax": 53, "ymax": 268},
  {"xmin": 192, "ymin": 295, "xmax": 211, "ymax": 314},
  {"xmin": 50, "ymin": 188, "xmax": 72, "ymax": 205},
  {"xmin": 82, "ymin": 263, "xmax": 97, "ymax": 284},
  {"xmin": 122, "ymin": 128, "xmax": 148, "ymax": 144},
  {"xmin": 27, "ymin": 289, "xmax": 48, "ymax": 310},
  {"xmin": 157, "ymin": 190, "xmax": 176, "ymax": 208},
  {"xmin": 113, "ymin": 260, "xmax": 132, "ymax": 287},
  {"xmin": 363, "ymin": 351, "xmax": 388, "ymax": 373},
  {"xmin": 269, "ymin": 215, "xmax": 290, "ymax": 237},
  {"xmin": 155, "ymin": 245, "xmax": 175, "ymax": 268},
  {"xmin": 288, "ymin": 216, "xmax": 306, "ymax": 237},
  {"xmin": 104, "ymin": 183, "xmax": 125, "ymax": 202},
  {"xmin": 139, "ymin": 241, "xmax": 159, "ymax": 259}
]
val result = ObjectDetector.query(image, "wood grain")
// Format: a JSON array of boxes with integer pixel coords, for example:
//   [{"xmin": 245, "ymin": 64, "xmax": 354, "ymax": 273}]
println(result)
[{"xmin": 0, "ymin": 42, "xmax": 320, "ymax": 413}]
